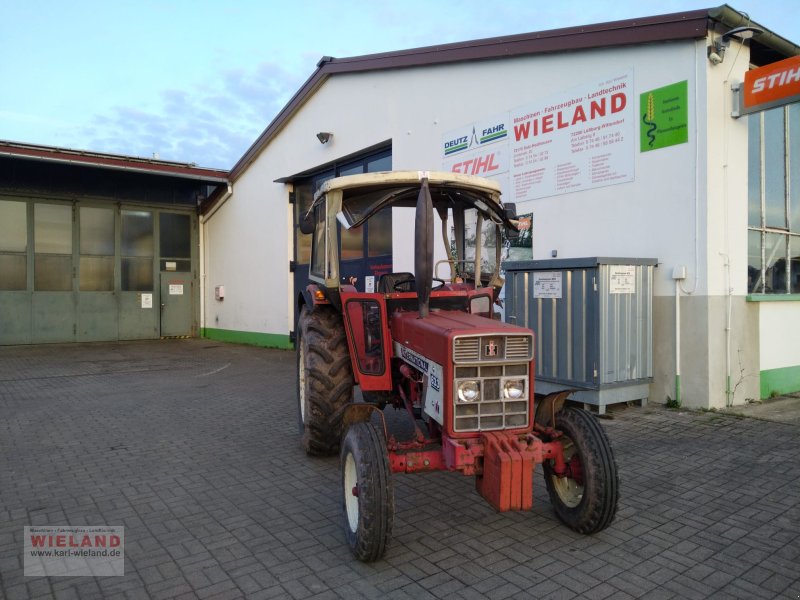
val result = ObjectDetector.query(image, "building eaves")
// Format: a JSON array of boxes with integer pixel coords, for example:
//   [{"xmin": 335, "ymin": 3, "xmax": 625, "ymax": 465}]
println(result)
[
  {"xmin": 230, "ymin": 4, "xmax": 800, "ymax": 183},
  {"xmin": 0, "ymin": 139, "xmax": 229, "ymax": 184},
  {"xmin": 230, "ymin": 7, "xmax": 717, "ymax": 181}
]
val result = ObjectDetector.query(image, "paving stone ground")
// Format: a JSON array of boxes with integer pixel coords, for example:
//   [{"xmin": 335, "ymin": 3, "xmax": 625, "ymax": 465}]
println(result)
[{"xmin": 0, "ymin": 339, "xmax": 798, "ymax": 600}]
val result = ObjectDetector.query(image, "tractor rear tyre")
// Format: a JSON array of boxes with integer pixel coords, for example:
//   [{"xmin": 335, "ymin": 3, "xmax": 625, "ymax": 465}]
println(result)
[
  {"xmin": 543, "ymin": 407, "xmax": 619, "ymax": 534},
  {"xmin": 340, "ymin": 422, "xmax": 394, "ymax": 562},
  {"xmin": 296, "ymin": 306, "xmax": 354, "ymax": 456}
]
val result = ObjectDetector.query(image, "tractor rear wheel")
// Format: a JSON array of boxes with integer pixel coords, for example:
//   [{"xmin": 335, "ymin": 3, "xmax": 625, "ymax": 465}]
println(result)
[
  {"xmin": 341, "ymin": 422, "xmax": 394, "ymax": 562},
  {"xmin": 543, "ymin": 407, "xmax": 618, "ymax": 534},
  {"xmin": 296, "ymin": 305, "xmax": 354, "ymax": 456}
]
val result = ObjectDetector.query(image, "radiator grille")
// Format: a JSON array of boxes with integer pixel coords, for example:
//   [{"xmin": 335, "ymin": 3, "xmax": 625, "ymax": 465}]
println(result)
[
  {"xmin": 452, "ymin": 334, "xmax": 533, "ymax": 363},
  {"xmin": 506, "ymin": 336, "xmax": 532, "ymax": 360},
  {"xmin": 453, "ymin": 337, "xmax": 480, "ymax": 362}
]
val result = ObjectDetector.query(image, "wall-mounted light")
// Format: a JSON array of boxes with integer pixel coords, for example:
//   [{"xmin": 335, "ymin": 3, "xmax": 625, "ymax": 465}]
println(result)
[
  {"xmin": 316, "ymin": 132, "xmax": 333, "ymax": 144},
  {"xmin": 708, "ymin": 25, "xmax": 763, "ymax": 65}
]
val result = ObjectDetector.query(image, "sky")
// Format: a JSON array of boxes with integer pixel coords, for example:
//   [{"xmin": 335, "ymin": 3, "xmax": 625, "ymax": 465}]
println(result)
[{"xmin": 1, "ymin": 0, "xmax": 798, "ymax": 170}]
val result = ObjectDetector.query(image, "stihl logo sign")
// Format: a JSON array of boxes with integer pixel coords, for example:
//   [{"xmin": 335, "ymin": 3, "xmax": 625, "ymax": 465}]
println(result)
[
  {"xmin": 450, "ymin": 152, "xmax": 501, "ymax": 176},
  {"xmin": 742, "ymin": 55, "xmax": 800, "ymax": 113}
]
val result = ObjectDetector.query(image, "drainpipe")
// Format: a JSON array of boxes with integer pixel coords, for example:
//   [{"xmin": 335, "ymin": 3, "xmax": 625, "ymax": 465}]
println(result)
[
  {"xmin": 721, "ymin": 252, "xmax": 733, "ymax": 406},
  {"xmin": 672, "ymin": 267, "xmax": 686, "ymax": 404}
]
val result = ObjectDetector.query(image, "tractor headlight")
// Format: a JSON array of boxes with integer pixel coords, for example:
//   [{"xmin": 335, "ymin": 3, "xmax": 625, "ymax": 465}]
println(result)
[
  {"xmin": 457, "ymin": 380, "xmax": 480, "ymax": 402},
  {"xmin": 503, "ymin": 379, "xmax": 525, "ymax": 399}
]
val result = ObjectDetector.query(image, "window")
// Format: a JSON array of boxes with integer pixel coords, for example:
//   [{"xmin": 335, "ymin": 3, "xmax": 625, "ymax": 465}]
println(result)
[
  {"xmin": 294, "ymin": 183, "xmax": 314, "ymax": 264},
  {"xmin": 0, "ymin": 200, "xmax": 27, "ymax": 290},
  {"xmin": 34, "ymin": 203, "xmax": 72, "ymax": 291},
  {"xmin": 310, "ymin": 202, "xmax": 326, "ymax": 279},
  {"xmin": 295, "ymin": 150, "xmax": 392, "ymax": 270},
  {"xmin": 79, "ymin": 207, "xmax": 114, "ymax": 291},
  {"xmin": 159, "ymin": 213, "xmax": 191, "ymax": 271},
  {"xmin": 121, "ymin": 210, "xmax": 153, "ymax": 291},
  {"xmin": 748, "ymin": 104, "xmax": 800, "ymax": 294}
]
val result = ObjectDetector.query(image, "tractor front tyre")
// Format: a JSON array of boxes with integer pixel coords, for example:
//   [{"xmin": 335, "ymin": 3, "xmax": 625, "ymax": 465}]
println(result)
[
  {"xmin": 340, "ymin": 422, "xmax": 394, "ymax": 562},
  {"xmin": 296, "ymin": 306, "xmax": 354, "ymax": 456},
  {"xmin": 543, "ymin": 407, "xmax": 619, "ymax": 534}
]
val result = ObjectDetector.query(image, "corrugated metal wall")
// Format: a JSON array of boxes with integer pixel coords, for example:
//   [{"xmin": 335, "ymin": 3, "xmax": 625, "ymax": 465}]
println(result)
[{"xmin": 504, "ymin": 258, "xmax": 655, "ymax": 390}]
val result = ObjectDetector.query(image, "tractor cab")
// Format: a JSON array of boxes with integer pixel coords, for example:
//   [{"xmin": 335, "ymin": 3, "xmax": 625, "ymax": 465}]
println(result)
[
  {"xmin": 296, "ymin": 171, "xmax": 618, "ymax": 562},
  {"xmin": 299, "ymin": 171, "xmax": 522, "ymax": 395}
]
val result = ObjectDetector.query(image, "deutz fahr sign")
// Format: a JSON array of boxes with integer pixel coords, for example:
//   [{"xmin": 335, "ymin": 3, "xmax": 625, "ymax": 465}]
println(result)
[{"xmin": 733, "ymin": 55, "xmax": 800, "ymax": 117}]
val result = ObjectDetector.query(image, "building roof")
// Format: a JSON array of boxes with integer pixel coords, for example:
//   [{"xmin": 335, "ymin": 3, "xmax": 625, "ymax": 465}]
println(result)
[
  {"xmin": 230, "ymin": 4, "xmax": 800, "ymax": 182},
  {"xmin": 0, "ymin": 139, "xmax": 229, "ymax": 183}
]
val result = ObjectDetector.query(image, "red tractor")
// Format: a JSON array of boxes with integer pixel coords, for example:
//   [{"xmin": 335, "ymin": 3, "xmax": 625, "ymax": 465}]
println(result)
[{"xmin": 296, "ymin": 171, "xmax": 618, "ymax": 561}]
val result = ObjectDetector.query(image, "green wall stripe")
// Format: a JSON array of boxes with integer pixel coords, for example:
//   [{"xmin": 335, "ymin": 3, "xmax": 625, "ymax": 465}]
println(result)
[
  {"xmin": 201, "ymin": 327, "xmax": 292, "ymax": 350},
  {"xmin": 746, "ymin": 294, "xmax": 800, "ymax": 302},
  {"xmin": 760, "ymin": 365, "xmax": 800, "ymax": 398}
]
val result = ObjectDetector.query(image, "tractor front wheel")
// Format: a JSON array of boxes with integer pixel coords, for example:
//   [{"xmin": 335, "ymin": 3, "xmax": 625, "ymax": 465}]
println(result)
[
  {"xmin": 543, "ymin": 407, "xmax": 619, "ymax": 534},
  {"xmin": 296, "ymin": 306, "xmax": 354, "ymax": 456},
  {"xmin": 341, "ymin": 422, "xmax": 394, "ymax": 562}
]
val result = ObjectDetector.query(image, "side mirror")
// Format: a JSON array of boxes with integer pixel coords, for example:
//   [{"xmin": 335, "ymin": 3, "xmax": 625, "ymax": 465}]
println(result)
[{"xmin": 298, "ymin": 209, "xmax": 315, "ymax": 234}]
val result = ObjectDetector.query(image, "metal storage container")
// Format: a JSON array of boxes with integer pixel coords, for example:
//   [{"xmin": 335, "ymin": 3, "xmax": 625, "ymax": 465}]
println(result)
[{"xmin": 503, "ymin": 257, "xmax": 657, "ymax": 413}]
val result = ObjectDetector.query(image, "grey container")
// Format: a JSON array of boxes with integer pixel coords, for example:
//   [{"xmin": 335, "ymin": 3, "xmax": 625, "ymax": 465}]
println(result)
[{"xmin": 503, "ymin": 257, "xmax": 657, "ymax": 414}]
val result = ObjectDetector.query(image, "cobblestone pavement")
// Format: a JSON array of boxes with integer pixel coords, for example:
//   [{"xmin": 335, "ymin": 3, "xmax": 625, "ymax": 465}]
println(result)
[{"xmin": 0, "ymin": 340, "xmax": 798, "ymax": 600}]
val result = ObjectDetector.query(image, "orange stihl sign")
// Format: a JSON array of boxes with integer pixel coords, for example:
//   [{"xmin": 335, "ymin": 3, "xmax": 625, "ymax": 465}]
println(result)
[{"xmin": 739, "ymin": 55, "xmax": 800, "ymax": 115}]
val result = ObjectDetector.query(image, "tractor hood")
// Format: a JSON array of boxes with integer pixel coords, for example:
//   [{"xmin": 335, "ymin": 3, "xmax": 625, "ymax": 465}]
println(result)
[{"xmin": 390, "ymin": 310, "xmax": 533, "ymax": 367}]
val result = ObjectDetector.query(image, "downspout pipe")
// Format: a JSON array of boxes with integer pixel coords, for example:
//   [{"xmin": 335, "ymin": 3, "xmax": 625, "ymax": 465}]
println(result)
[
  {"xmin": 675, "ymin": 280, "xmax": 682, "ymax": 405},
  {"xmin": 672, "ymin": 265, "xmax": 687, "ymax": 405}
]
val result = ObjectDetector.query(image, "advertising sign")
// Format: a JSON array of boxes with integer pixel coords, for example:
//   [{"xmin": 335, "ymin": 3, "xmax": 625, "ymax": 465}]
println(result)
[
  {"xmin": 736, "ymin": 55, "xmax": 800, "ymax": 116},
  {"xmin": 442, "ymin": 114, "xmax": 510, "ymax": 177},
  {"xmin": 640, "ymin": 81, "xmax": 688, "ymax": 152},
  {"xmin": 442, "ymin": 71, "xmax": 634, "ymax": 203},
  {"xmin": 509, "ymin": 70, "xmax": 634, "ymax": 201}
]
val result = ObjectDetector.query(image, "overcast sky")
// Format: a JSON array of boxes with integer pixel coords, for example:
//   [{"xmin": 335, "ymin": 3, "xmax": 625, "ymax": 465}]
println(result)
[{"xmin": 1, "ymin": 0, "xmax": 798, "ymax": 170}]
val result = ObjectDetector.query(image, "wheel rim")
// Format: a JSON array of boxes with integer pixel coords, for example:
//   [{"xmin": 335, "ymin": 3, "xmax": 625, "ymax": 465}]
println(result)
[
  {"xmin": 551, "ymin": 438, "xmax": 584, "ymax": 508},
  {"xmin": 298, "ymin": 342, "xmax": 306, "ymax": 422},
  {"xmin": 344, "ymin": 452, "xmax": 359, "ymax": 533}
]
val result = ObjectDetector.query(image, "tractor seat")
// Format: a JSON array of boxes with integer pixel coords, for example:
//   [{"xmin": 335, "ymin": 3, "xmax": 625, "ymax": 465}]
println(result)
[{"xmin": 378, "ymin": 272, "xmax": 416, "ymax": 293}]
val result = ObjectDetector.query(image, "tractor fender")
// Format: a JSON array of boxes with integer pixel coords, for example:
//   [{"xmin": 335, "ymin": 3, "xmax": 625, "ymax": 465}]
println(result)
[
  {"xmin": 534, "ymin": 390, "xmax": 575, "ymax": 428},
  {"xmin": 299, "ymin": 288, "xmax": 315, "ymax": 312},
  {"xmin": 338, "ymin": 403, "xmax": 389, "ymax": 443},
  {"xmin": 299, "ymin": 284, "xmax": 339, "ymax": 313}
]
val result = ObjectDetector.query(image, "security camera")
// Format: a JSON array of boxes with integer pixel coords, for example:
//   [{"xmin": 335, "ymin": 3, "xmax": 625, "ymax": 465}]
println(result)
[{"xmin": 708, "ymin": 50, "xmax": 723, "ymax": 65}]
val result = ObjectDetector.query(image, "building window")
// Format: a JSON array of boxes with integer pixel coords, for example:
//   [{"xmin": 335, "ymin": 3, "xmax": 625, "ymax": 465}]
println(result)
[
  {"xmin": 34, "ymin": 203, "xmax": 73, "ymax": 291},
  {"xmin": 79, "ymin": 206, "xmax": 115, "ymax": 291},
  {"xmin": 748, "ymin": 104, "xmax": 800, "ymax": 294},
  {"xmin": 121, "ymin": 210, "xmax": 154, "ymax": 291},
  {"xmin": 159, "ymin": 212, "xmax": 192, "ymax": 272},
  {"xmin": 0, "ymin": 199, "xmax": 27, "ymax": 290}
]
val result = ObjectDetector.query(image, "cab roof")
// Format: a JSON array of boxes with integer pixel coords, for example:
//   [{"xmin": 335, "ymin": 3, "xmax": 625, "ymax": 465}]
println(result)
[{"xmin": 315, "ymin": 170, "xmax": 501, "ymax": 199}]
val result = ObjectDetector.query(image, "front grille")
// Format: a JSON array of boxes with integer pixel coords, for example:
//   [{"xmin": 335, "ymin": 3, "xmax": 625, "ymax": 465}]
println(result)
[
  {"xmin": 506, "ymin": 336, "xmax": 532, "ymax": 360},
  {"xmin": 453, "ymin": 363, "xmax": 529, "ymax": 432},
  {"xmin": 452, "ymin": 334, "xmax": 533, "ymax": 363},
  {"xmin": 453, "ymin": 337, "xmax": 480, "ymax": 362}
]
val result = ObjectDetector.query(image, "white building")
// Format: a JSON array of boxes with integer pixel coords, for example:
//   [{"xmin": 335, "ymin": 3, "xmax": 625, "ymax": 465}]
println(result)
[{"xmin": 201, "ymin": 6, "xmax": 800, "ymax": 410}]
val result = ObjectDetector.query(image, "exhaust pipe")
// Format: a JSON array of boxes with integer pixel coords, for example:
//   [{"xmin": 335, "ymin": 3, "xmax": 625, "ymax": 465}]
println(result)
[{"xmin": 415, "ymin": 178, "xmax": 434, "ymax": 318}]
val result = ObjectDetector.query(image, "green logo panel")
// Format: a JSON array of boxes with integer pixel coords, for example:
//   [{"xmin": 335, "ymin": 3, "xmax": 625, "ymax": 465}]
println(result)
[{"xmin": 640, "ymin": 80, "xmax": 688, "ymax": 152}]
